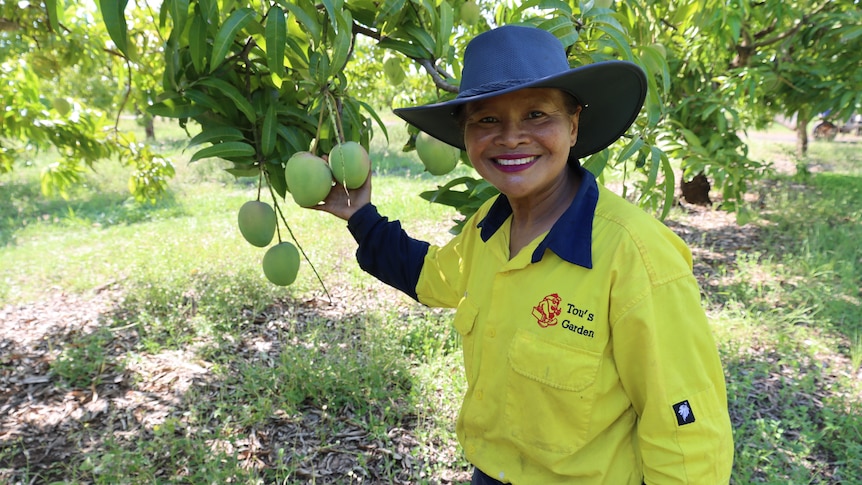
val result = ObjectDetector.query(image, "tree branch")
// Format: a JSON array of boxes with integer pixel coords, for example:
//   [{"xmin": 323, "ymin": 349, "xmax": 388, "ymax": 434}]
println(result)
[
  {"xmin": 0, "ymin": 18, "xmax": 21, "ymax": 32},
  {"xmin": 352, "ymin": 22, "xmax": 458, "ymax": 93},
  {"xmin": 416, "ymin": 58, "xmax": 458, "ymax": 93},
  {"xmin": 752, "ymin": 17, "xmax": 779, "ymax": 40},
  {"xmin": 751, "ymin": 1, "xmax": 833, "ymax": 49},
  {"xmin": 353, "ymin": 23, "xmax": 380, "ymax": 40}
]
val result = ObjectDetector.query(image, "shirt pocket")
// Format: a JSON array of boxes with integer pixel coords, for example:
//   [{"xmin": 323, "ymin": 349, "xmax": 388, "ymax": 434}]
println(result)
[
  {"xmin": 506, "ymin": 329, "xmax": 602, "ymax": 454},
  {"xmin": 452, "ymin": 295, "xmax": 479, "ymax": 385}
]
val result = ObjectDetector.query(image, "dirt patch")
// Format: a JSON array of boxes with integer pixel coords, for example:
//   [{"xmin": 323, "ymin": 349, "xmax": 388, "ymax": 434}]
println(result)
[
  {"xmin": 1, "ymin": 284, "xmax": 470, "ymax": 483},
  {"xmin": 2, "ymin": 186, "xmax": 859, "ymax": 483}
]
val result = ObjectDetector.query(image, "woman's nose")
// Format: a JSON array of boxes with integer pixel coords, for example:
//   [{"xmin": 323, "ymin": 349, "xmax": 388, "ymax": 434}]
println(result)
[{"xmin": 494, "ymin": 120, "xmax": 529, "ymax": 147}]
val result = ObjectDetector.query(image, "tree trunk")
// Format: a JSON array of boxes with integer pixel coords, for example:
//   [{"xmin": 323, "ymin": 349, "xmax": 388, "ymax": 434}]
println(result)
[
  {"xmin": 795, "ymin": 114, "xmax": 808, "ymax": 158},
  {"xmin": 144, "ymin": 115, "xmax": 156, "ymax": 141},
  {"xmin": 681, "ymin": 171, "xmax": 712, "ymax": 205}
]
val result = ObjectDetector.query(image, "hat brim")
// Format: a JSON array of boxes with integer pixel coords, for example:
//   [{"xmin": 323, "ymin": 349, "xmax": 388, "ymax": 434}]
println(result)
[{"xmin": 393, "ymin": 60, "xmax": 647, "ymax": 160}]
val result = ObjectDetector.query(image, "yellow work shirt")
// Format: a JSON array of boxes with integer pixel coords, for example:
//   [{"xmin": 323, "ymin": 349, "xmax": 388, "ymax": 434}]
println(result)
[{"xmin": 414, "ymin": 170, "xmax": 733, "ymax": 484}]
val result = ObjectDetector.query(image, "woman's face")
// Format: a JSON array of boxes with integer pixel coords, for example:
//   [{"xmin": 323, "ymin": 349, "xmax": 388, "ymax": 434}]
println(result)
[{"xmin": 462, "ymin": 88, "xmax": 581, "ymax": 203}]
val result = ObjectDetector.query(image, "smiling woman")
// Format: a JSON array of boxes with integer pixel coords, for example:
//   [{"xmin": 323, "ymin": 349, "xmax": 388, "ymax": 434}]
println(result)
[{"xmin": 307, "ymin": 25, "xmax": 734, "ymax": 485}]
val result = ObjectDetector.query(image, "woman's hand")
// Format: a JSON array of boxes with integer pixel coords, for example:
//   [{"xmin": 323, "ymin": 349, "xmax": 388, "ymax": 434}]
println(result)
[{"xmin": 311, "ymin": 169, "xmax": 372, "ymax": 221}]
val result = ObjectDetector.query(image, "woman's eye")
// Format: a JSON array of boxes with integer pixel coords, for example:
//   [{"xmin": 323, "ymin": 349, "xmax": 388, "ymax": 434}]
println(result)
[
  {"xmin": 478, "ymin": 116, "xmax": 496, "ymax": 123},
  {"xmin": 528, "ymin": 111, "xmax": 545, "ymax": 119}
]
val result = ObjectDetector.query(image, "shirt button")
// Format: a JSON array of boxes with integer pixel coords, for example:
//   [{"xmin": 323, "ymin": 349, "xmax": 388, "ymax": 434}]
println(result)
[
  {"xmin": 476, "ymin": 390, "xmax": 484, "ymax": 400},
  {"xmin": 487, "ymin": 328, "xmax": 496, "ymax": 338}
]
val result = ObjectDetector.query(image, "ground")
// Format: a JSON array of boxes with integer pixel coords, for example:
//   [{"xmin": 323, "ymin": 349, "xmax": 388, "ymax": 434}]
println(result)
[
  {"xmin": 2, "ymin": 129, "xmax": 859, "ymax": 483},
  {"xmin": 0, "ymin": 200, "xmax": 763, "ymax": 484}
]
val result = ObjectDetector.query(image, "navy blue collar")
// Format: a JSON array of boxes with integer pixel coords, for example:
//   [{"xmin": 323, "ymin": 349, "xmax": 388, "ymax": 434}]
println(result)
[{"xmin": 476, "ymin": 166, "xmax": 598, "ymax": 268}]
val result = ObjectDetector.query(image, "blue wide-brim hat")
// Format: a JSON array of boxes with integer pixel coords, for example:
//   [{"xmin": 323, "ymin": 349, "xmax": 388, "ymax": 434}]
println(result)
[{"xmin": 393, "ymin": 25, "xmax": 647, "ymax": 160}]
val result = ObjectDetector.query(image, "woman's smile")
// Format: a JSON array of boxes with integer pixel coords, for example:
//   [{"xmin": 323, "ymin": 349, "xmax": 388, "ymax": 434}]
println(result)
[
  {"xmin": 463, "ymin": 88, "xmax": 581, "ymax": 202},
  {"xmin": 493, "ymin": 154, "xmax": 539, "ymax": 171}
]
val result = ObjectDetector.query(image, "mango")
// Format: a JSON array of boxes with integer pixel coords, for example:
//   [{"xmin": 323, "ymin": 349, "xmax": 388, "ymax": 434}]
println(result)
[
  {"xmin": 262, "ymin": 242, "xmax": 300, "ymax": 286},
  {"xmin": 328, "ymin": 141, "xmax": 371, "ymax": 189},
  {"xmin": 383, "ymin": 56, "xmax": 406, "ymax": 86},
  {"xmin": 237, "ymin": 200, "xmax": 276, "ymax": 247},
  {"xmin": 285, "ymin": 152, "xmax": 333, "ymax": 207},
  {"xmin": 415, "ymin": 132, "xmax": 460, "ymax": 176},
  {"xmin": 460, "ymin": 1, "xmax": 480, "ymax": 25}
]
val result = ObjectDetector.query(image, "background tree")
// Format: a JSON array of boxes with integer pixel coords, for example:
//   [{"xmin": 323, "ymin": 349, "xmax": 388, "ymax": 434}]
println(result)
[{"xmin": 4, "ymin": 0, "xmax": 861, "ymax": 223}]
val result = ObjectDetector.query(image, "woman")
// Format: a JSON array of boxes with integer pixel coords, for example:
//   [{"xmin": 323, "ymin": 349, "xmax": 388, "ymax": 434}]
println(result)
[{"xmin": 314, "ymin": 25, "xmax": 733, "ymax": 484}]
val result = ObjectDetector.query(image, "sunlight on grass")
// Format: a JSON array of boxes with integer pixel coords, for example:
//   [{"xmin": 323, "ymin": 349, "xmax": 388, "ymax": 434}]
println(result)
[{"xmin": 705, "ymin": 145, "xmax": 862, "ymax": 483}]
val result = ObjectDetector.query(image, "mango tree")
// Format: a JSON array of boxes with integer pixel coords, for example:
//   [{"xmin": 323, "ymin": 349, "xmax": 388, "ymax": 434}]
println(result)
[
  {"xmin": 657, "ymin": 0, "xmax": 862, "ymax": 211},
  {"xmin": 6, "ymin": 0, "xmax": 860, "ymax": 267},
  {"xmin": 0, "ymin": 0, "xmax": 174, "ymax": 201}
]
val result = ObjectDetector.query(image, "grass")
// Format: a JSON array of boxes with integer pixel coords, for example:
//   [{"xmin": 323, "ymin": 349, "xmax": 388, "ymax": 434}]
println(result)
[
  {"xmin": 698, "ymin": 137, "xmax": 862, "ymax": 483},
  {"xmin": 1, "ymin": 118, "xmax": 860, "ymax": 483}
]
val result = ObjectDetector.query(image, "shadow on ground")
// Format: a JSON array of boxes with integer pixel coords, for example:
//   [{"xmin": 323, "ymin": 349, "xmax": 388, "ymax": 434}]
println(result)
[
  {"xmin": 0, "ymin": 287, "xmax": 469, "ymax": 484},
  {"xmin": 0, "ymin": 178, "xmax": 185, "ymax": 247}
]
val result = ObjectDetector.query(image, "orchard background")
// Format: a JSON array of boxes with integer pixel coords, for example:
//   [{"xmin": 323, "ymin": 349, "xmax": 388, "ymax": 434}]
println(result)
[
  {"xmin": 4, "ymin": 0, "xmax": 861, "ymax": 219},
  {"xmin": 1, "ymin": 0, "xmax": 861, "ymax": 483}
]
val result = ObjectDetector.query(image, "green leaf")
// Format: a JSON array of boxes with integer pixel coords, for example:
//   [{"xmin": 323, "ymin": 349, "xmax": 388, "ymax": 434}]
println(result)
[
  {"xmin": 435, "ymin": 1, "xmax": 453, "ymax": 59},
  {"xmin": 190, "ymin": 141, "xmax": 256, "ymax": 162},
  {"xmin": 162, "ymin": 39, "xmax": 180, "ymax": 92},
  {"xmin": 511, "ymin": 0, "xmax": 571, "ymax": 18},
  {"xmin": 147, "ymin": 99, "xmax": 206, "ymax": 119},
  {"xmin": 840, "ymin": 25, "xmax": 862, "ymax": 43},
  {"xmin": 680, "ymin": 128, "xmax": 704, "ymax": 149},
  {"xmin": 597, "ymin": 23, "xmax": 635, "ymax": 61},
  {"xmin": 170, "ymin": 0, "xmax": 190, "ymax": 39},
  {"xmin": 99, "ymin": 0, "xmax": 130, "ymax": 57},
  {"xmin": 225, "ymin": 163, "xmax": 260, "ymax": 178},
  {"xmin": 187, "ymin": 126, "xmax": 245, "ymax": 148},
  {"xmin": 377, "ymin": 0, "xmax": 407, "ymax": 29},
  {"xmin": 285, "ymin": 35, "xmax": 310, "ymax": 69},
  {"xmin": 189, "ymin": 12, "xmax": 208, "ymax": 74},
  {"xmin": 184, "ymin": 88, "xmax": 224, "ymax": 112},
  {"xmin": 159, "ymin": 0, "xmax": 169, "ymax": 28},
  {"xmin": 583, "ymin": 149, "xmax": 610, "ymax": 176},
  {"xmin": 276, "ymin": 105, "xmax": 318, "ymax": 132},
  {"xmin": 267, "ymin": 164, "xmax": 288, "ymax": 199},
  {"xmin": 266, "ymin": 5, "xmax": 287, "ymax": 80},
  {"xmin": 279, "ymin": 0, "xmax": 322, "ymax": 46},
  {"xmin": 617, "ymin": 136, "xmax": 644, "ymax": 164},
  {"xmin": 352, "ymin": 98, "xmax": 389, "ymax": 144},
  {"xmin": 330, "ymin": 9, "xmax": 353, "ymax": 72},
  {"xmin": 639, "ymin": 45, "xmax": 668, "ymax": 81},
  {"xmin": 645, "ymin": 85, "xmax": 662, "ymax": 127},
  {"xmin": 401, "ymin": 23, "xmax": 436, "ymax": 57},
  {"xmin": 538, "ymin": 17, "xmax": 578, "ymax": 48},
  {"xmin": 320, "ymin": 0, "xmax": 342, "ymax": 31},
  {"xmin": 276, "ymin": 125, "xmax": 311, "ymax": 153},
  {"xmin": 199, "ymin": 0, "xmax": 218, "ymax": 24},
  {"xmin": 46, "ymin": 0, "xmax": 62, "ymax": 32},
  {"xmin": 647, "ymin": 145, "xmax": 662, "ymax": 187},
  {"xmin": 308, "ymin": 51, "xmax": 331, "ymax": 86},
  {"xmin": 261, "ymin": 103, "xmax": 277, "ymax": 157},
  {"xmin": 196, "ymin": 77, "xmax": 256, "ymax": 124},
  {"xmin": 210, "ymin": 7, "xmax": 256, "ymax": 72},
  {"xmin": 377, "ymin": 37, "xmax": 428, "ymax": 59},
  {"xmin": 659, "ymin": 151, "xmax": 674, "ymax": 220}
]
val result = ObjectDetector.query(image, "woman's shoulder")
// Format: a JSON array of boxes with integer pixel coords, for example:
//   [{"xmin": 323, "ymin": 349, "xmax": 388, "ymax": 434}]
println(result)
[
  {"xmin": 593, "ymin": 186, "xmax": 676, "ymax": 235},
  {"xmin": 592, "ymin": 185, "xmax": 693, "ymax": 274}
]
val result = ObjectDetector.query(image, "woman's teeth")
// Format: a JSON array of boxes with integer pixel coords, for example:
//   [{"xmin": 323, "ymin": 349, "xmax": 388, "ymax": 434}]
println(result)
[{"xmin": 495, "ymin": 156, "xmax": 536, "ymax": 166}]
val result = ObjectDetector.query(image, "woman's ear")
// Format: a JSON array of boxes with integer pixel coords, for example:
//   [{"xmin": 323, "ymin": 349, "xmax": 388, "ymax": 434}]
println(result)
[{"xmin": 569, "ymin": 107, "xmax": 582, "ymax": 147}]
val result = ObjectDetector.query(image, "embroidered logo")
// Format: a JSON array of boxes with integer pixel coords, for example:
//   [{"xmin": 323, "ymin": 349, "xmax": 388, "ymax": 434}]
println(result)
[
  {"xmin": 673, "ymin": 400, "xmax": 696, "ymax": 426},
  {"xmin": 532, "ymin": 293, "xmax": 562, "ymax": 328}
]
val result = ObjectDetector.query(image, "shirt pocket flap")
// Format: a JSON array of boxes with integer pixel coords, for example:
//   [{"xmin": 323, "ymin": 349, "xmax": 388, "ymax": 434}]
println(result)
[
  {"xmin": 508, "ymin": 330, "xmax": 601, "ymax": 392},
  {"xmin": 452, "ymin": 295, "xmax": 479, "ymax": 336}
]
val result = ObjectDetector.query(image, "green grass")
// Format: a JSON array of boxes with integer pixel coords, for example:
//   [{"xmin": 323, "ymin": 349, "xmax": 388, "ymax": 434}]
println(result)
[
  {"xmin": 1, "ymin": 119, "xmax": 860, "ymax": 483},
  {"xmin": 691, "ymin": 136, "xmax": 862, "ymax": 483}
]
